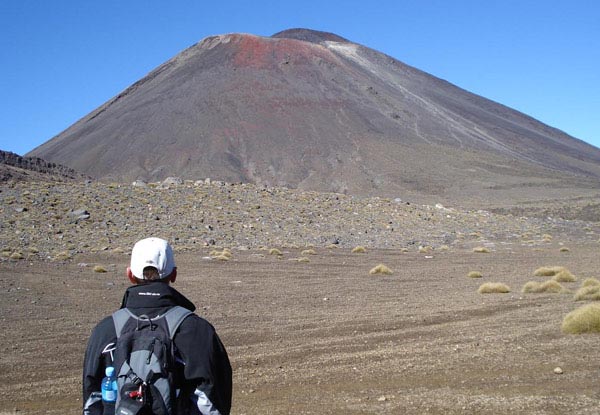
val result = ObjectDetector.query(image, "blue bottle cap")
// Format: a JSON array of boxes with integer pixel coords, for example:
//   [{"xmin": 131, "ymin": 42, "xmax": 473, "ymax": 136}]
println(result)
[{"xmin": 105, "ymin": 366, "xmax": 115, "ymax": 377}]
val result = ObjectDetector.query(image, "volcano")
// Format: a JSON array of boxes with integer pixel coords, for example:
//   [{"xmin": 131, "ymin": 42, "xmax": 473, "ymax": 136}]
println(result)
[{"xmin": 28, "ymin": 28, "xmax": 600, "ymax": 206}]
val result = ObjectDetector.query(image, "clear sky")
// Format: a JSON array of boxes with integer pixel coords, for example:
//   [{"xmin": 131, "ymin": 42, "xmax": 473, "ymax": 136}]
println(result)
[{"xmin": 1, "ymin": 0, "xmax": 598, "ymax": 155}]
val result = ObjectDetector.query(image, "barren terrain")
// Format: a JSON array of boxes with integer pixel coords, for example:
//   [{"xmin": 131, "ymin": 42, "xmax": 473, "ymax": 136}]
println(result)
[{"xmin": 2, "ymin": 241, "xmax": 600, "ymax": 414}]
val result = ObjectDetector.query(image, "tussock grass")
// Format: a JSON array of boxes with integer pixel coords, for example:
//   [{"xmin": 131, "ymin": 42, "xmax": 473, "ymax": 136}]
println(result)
[
  {"xmin": 352, "ymin": 246, "xmax": 367, "ymax": 253},
  {"xmin": 93, "ymin": 265, "xmax": 107, "ymax": 273},
  {"xmin": 210, "ymin": 248, "xmax": 232, "ymax": 260},
  {"xmin": 418, "ymin": 245, "xmax": 433, "ymax": 253},
  {"xmin": 400, "ymin": 248, "xmax": 409, "ymax": 253},
  {"xmin": 574, "ymin": 285, "xmax": 600, "ymax": 301},
  {"xmin": 534, "ymin": 266, "xmax": 568, "ymax": 277},
  {"xmin": 369, "ymin": 264, "xmax": 393, "ymax": 275},
  {"xmin": 473, "ymin": 246, "xmax": 490, "ymax": 253},
  {"xmin": 478, "ymin": 282, "xmax": 510, "ymax": 294},
  {"xmin": 301, "ymin": 249, "xmax": 316, "ymax": 256},
  {"xmin": 562, "ymin": 304, "xmax": 600, "ymax": 334},
  {"xmin": 582, "ymin": 278, "xmax": 600, "ymax": 288},
  {"xmin": 54, "ymin": 251, "xmax": 71, "ymax": 261},
  {"xmin": 269, "ymin": 248, "xmax": 283, "ymax": 256},
  {"xmin": 560, "ymin": 247, "xmax": 570, "ymax": 252},
  {"xmin": 521, "ymin": 280, "xmax": 566, "ymax": 294},
  {"xmin": 9, "ymin": 252, "xmax": 24, "ymax": 260},
  {"xmin": 552, "ymin": 269, "xmax": 577, "ymax": 283},
  {"xmin": 326, "ymin": 244, "xmax": 338, "ymax": 249},
  {"xmin": 467, "ymin": 271, "xmax": 483, "ymax": 278}
]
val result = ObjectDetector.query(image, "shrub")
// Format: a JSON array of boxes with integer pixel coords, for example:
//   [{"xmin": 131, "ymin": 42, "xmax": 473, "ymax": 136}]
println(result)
[
  {"xmin": 301, "ymin": 249, "xmax": 316, "ymax": 256},
  {"xmin": 93, "ymin": 265, "xmax": 107, "ymax": 273},
  {"xmin": 473, "ymin": 247, "xmax": 490, "ymax": 253},
  {"xmin": 369, "ymin": 264, "xmax": 393, "ymax": 275},
  {"xmin": 574, "ymin": 285, "xmax": 600, "ymax": 301},
  {"xmin": 467, "ymin": 271, "xmax": 483, "ymax": 278},
  {"xmin": 478, "ymin": 282, "xmax": 510, "ymax": 294},
  {"xmin": 562, "ymin": 304, "xmax": 600, "ymax": 334},
  {"xmin": 269, "ymin": 248, "xmax": 283, "ymax": 256},
  {"xmin": 560, "ymin": 247, "xmax": 570, "ymax": 252},
  {"xmin": 418, "ymin": 245, "xmax": 433, "ymax": 253},
  {"xmin": 10, "ymin": 252, "xmax": 24, "ymax": 260},
  {"xmin": 521, "ymin": 280, "xmax": 565, "ymax": 294},
  {"xmin": 352, "ymin": 246, "xmax": 367, "ymax": 254},
  {"xmin": 213, "ymin": 254, "xmax": 230, "ymax": 261}
]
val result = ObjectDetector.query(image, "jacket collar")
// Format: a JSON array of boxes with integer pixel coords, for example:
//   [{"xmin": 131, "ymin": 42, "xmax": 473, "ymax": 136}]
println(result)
[{"xmin": 120, "ymin": 283, "xmax": 196, "ymax": 312}]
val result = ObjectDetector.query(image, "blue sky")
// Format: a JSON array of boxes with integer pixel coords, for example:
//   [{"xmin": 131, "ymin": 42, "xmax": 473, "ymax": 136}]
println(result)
[{"xmin": 1, "ymin": 0, "xmax": 599, "ymax": 155}]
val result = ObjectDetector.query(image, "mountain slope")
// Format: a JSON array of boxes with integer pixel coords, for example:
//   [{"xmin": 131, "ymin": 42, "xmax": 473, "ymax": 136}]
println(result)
[{"xmin": 28, "ymin": 28, "xmax": 600, "ymax": 206}]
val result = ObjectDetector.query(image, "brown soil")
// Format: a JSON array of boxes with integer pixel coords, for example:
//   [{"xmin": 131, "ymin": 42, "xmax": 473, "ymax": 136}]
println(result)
[{"xmin": 2, "ymin": 243, "xmax": 600, "ymax": 414}]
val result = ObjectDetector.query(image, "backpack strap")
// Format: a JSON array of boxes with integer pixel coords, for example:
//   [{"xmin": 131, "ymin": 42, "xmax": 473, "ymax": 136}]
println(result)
[
  {"xmin": 112, "ymin": 308, "xmax": 136, "ymax": 338},
  {"xmin": 163, "ymin": 306, "xmax": 193, "ymax": 340}
]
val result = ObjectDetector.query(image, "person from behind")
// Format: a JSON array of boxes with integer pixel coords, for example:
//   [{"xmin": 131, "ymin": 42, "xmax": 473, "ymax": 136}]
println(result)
[{"xmin": 82, "ymin": 237, "xmax": 232, "ymax": 414}]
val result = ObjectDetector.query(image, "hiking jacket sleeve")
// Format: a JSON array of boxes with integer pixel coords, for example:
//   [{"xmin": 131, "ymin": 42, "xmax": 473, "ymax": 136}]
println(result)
[
  {"xmin": 82, "ymin": 316, "xmax": 116, "ymax": 415},
  {"xmin": 175, "ymin": 315, "xmax": 233, "ymax": 415}
]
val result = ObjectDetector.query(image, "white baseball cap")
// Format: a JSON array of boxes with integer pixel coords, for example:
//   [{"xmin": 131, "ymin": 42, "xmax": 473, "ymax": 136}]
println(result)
[{"xmin": 130, "ymin": 237, "xmax": 175, "ymax": 279}]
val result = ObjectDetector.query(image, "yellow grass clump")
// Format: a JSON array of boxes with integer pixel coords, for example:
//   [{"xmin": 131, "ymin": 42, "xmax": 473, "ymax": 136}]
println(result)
[
  {"xmin": 352, "ymin": 246, "xmax": 367, "ymax": 253},
  {"xmin": 210, "ymin": 249, "xmax": 232, "ymax": 259},
  {"xmin": 54, "ymin": 251, "xmax": 71, "ymax": 261},
  {"xmin": 418, "ymin": 245, "xmax": 433, "ymax": 253},
  {"xmin": 467, "ymin": 271, "xmax": 483, "ymax": 278},
  {"xmin": 521, "ymin": 280, "xmax": 566, "ymax": 294},
  {"xmin": 478, "ymin": 282, "xmax": 510, "ymax": 294},
  {"xmin": 473, "ymin": 247, "xmax": 490, "ymax": 253},
  {"xmin": 534, "ymin": 266, "xmax": 567, "ymax": 277},
  {"xmin": 552, "ymin": 269, "xmax": 577, "ymax": 283},
  {"xmin": 559, "ymin": 247, "xmax": 570, "ymax": 252},
  {"xmin": 562, "ymin": 304, "xmax": 600, "ymax": 334},
  {"xmin": 574, "ymin": 285, "xmax": 600, "ymax": 301},
  {"xmin": 326, "ymin": 244, "xmax": 338, "ymax": 249},
  {"xmin": 582, "ymin": 278, "xmax": 600, "ymax": 288},
  {"xmin": 9, "ymin": 252, "xmax": 24, "ymax": 260},
  {"xmin": 269, "ymin": 248, "xmax": 283, "ymax": 256},
  {"xmin": 93, "ymin": 265, "xmax": 107, "ymax": 273},
  {"xmin": 369, "ymin": 264, "xmax": 393, "ymax": 275},
  {"xmin": 301, "ymin": 249, "xmax": 317, "ymax": 256}
]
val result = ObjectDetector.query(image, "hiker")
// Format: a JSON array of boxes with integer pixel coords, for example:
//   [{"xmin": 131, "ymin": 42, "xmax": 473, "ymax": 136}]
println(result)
[{"xmin": 82, "ymin": 237, "xmax": 232, "ymax": 415}]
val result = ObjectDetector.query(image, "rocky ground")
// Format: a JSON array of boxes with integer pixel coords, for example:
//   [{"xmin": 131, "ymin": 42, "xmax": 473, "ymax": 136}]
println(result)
[
  {"xmin": 2, "ymin": 178, "xmax": 599, "ymax": 263},
  {"xmin": 2, "ymin": 178, "xmax": 600, "ymax": 414}
]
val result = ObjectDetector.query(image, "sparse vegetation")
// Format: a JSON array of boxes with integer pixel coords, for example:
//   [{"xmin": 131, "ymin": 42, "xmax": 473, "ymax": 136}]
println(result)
[
  {"xmin": 418, "ymin": 245, "xmax": 433, "ymax": 253},
  {"xmin": 473, "ymin": 247, "xmax": 490, "ymax": 253},
  {"xmin": 552, "ymin": 269, "xmax": 577, "ymax": 283},
  {"xmin": 478, "ymin": 282, "xmax": 510, "ymax": 294},
  {"xmin": 269, "ymin": 248, "xmax": 283, "ymax": 256},
  {"xmin": 582, "ymin": 278, "xmax": 600, "ymax": 288},
  {"xmin": 521, "ymin": 280, "xmax": 566, "ymax": 294},
  {"xmin": 369, "ymin": 264, "xmax": 393, "ymax": 275},
  {"xmin": 352, "ymin": 246, "xmax": 367, "ymax": 253},
  {"xmin": 467, "ymin": 271, "xmax": 483, "ymax": 278},
  {"xmin": 574, "ymin": 285, "xmax": 600, "ymax": 301},
  {"xmin": 562, "ymin": 304, "xmax": 600, "ymax": 334},
  {"xmin": 534, "ymin": 266, "xmax": 567, "ymax": 277}
]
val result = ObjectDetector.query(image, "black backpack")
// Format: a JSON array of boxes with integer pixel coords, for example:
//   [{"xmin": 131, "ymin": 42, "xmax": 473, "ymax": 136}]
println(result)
[{"xmin": 111, "ymin": 306, "xmax": 192, "ymax": 415}]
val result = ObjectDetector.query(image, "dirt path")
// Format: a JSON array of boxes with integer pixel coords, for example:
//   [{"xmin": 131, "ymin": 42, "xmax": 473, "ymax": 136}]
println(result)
[{"xmin": 1, "ymin": 243, "xmax": 600, "ymax": 414}]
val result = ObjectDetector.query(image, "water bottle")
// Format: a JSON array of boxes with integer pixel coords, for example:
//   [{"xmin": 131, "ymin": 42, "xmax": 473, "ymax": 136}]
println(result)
[{"xmin": 101, "ymin": 366, "xmax": 117, "ymax": 403}]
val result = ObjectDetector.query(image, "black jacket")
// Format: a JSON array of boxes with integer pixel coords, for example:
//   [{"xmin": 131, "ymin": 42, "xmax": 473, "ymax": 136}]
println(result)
[{"xmin": 82, "ymin": 283, "xmax": 232, "ymax": 415}]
